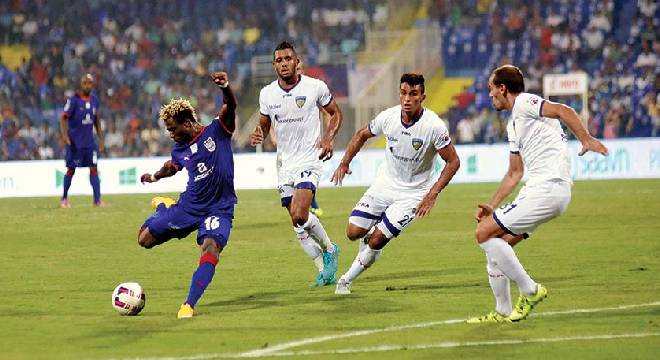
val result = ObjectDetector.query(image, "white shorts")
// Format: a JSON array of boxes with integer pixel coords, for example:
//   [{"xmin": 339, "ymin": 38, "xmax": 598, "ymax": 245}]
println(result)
[
  {"xmin": 348, "ymin": 185, "xmax": 425, "ymax": 239},
  {"xmin": 493, "ymin": 180, "xmax": 572, "ymax": 237},
  {"xmin": 277, "ymin": 165, "xmax": 321, "ymax": 207}
]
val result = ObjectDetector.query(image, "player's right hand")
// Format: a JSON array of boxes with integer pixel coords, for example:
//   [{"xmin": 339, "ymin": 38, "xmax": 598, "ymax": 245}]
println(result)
[
  {"xmin": 250, "ymin": 125, "xmax": 264, "ymax": 146},
  {"xmin": 331, "ymin": 163, "xmax": 352, "ymax": 186},
  {"xmin": 140, "ymin": 173, "xmax": 156, "ymax": 184},
  {"xmin": 475, "ymin": 204, "xmax": 493, "ymax": 222}
]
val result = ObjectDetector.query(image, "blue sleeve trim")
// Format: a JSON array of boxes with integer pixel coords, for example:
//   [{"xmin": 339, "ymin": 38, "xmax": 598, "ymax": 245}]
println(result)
[
  {"xmin": 368, "ymin": 122, "xmax": 376, "ymax": 135},
  {"xmin": 350, "ymin": 210, "xmax": 381, "ymax": 220},
  {"xmin": 381, "ymin": 213, "xmax": 401, "ymax": 237},
  {"xmin": 493, "ymin": 211, "xmax": 518, "ymax": 236},
  {"xmin": 321, "ymin": 95, "xmax": 333, "ymax": 108},
  {"xmin": 539, "ymin": 99, "xmax": 546, "ymax": 117},
  {"xmin": 510, "ymin": 150, "xmax": 520, "ymax": 154}
]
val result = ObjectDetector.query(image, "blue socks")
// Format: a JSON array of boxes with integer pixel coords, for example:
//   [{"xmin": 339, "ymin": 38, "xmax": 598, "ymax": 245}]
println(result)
[
  {"xmin": 90, "ymin": 174, "xmax": 101, "ymax": 203},
  {"xmin": 186, "ymin": 253, "xmax": 218, "ymax": 308}
]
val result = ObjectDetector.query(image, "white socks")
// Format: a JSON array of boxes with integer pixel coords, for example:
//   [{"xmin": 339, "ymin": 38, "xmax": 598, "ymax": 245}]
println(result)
[
  {"xmin": 480, "ymin": 238, "xmax": 537, "ymax": 296},
  {"xmin": 486, "ymin": 255, "xmax": 512, "ymax": 316},
  {"xmin": 343, "ymin": 245, "xmax": 381, "ymax": 282},
  {"xmin": 294, "ymin": 225, "xmax": 323, "ymax": 271},
  {"xmin": 304, "ymin": 213, "xmax": 334, "ymax": 252}
]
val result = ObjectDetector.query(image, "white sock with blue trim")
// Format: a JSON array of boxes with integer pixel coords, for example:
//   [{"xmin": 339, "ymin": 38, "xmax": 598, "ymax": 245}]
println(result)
[
  {"xmin": 294, "ymin": 226, "xmax": 323, "ymax": 271},
  {"xmin": 304, "ymin": 213, "xmax": 334, "ymax": 252}
]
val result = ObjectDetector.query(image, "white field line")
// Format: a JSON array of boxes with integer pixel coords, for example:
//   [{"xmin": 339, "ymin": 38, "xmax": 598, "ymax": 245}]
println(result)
[
  {"xmin": 264, "ymin": 332, "xmax": 660, "ymax": 357},
  {"xmin": 237, "ymin": 301, "xmax": 660, "ymax": 358},
  {"xmin": 114, "ymin": 301, "xmax": 660, "ymax": 360}
]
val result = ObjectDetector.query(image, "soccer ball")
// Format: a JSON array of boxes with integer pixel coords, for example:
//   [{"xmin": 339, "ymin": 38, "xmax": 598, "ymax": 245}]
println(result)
[{"xmin": 112, "ymin": 282, "xmax": 145, "ymax": 316}]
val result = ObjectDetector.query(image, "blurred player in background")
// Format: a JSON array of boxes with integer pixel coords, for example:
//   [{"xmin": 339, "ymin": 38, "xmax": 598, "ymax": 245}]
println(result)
[
  {"xmin": 251, "ymin": 41, "xmax": 342, "ymax": 287},
  {"xmin": 139, "ymin": 72, "xmax": 237, "ymax": 319},
  {"xmin": 59, "ymin": 73, "xmax": 105, "ymax": 208},
  {"xmin": 331, "ymin": 73, "xmax": 460, "ymax": 295},
  {"xmin": 468, "ymin": 65, "xmax": 609, "ymax": 323}
]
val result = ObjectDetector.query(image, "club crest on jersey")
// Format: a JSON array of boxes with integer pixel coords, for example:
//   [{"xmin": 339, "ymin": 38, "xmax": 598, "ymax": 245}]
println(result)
[
  {"xmin": 295, "ymin": 96, "xmax": 306, "ymax": 108},
  {"xmin": 203, "ymin": 137, "xmax": 216, "ymax": 152},
  {"xmin": 412, "ymin": 138, "xmax": 424, "ymax": 151}
]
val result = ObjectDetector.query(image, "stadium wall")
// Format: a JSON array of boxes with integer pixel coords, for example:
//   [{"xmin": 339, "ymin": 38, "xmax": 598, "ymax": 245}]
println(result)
[{"xmin": 0, "ymin": 138, "xmax": 658, "ymax": 198}]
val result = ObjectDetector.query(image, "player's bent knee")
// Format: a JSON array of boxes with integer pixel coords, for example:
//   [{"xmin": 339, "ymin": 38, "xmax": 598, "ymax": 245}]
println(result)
[
  {"xmin": 346, "ymin": 224, "xmax": 367, "ymax": 241},
  {"xmin": 368, "ymin": 231, "xmax": 390, "ymax": 250},
  {"xmin": 291, "ymin": 213, "xmax": 309, "ymax": 227}
]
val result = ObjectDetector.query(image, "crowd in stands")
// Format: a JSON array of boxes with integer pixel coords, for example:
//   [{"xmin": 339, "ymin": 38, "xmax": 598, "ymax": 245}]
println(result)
[
  {"xmin": 0, "ymin": 1, "xmax": 657, "ymax": 160},
  {"xmin": 0, "ymin": 0, "xmax": 381, "ymax": 160},
  {"xmin": 434, "ymin": 0, "xmax": 658, "ymax": 144}
]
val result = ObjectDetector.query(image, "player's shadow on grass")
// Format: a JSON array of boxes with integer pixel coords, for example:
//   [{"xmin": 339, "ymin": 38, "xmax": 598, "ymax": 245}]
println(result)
[{"xmin": 205, "ymin": 289, "xmax": 302, "ymax": 311}]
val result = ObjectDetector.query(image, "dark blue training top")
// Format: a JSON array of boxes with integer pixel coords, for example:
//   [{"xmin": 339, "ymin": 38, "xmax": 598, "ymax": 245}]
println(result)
[
  {"xmin": 171, "ymin": 118, "xmax": 237, "ymax": 215},
  {"xmin": 62, "ymin": 92, "xmax": 100, "ymax": 149}
]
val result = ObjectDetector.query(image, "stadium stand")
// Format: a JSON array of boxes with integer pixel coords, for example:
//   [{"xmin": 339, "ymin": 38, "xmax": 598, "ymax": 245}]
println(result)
[
  {"xmin": 0, "ymin": 0, "xmax": 657, "ymax": 160},
  {"xmin": 433, "ymin": 0, "xmax": 658, "ymax": 144}
]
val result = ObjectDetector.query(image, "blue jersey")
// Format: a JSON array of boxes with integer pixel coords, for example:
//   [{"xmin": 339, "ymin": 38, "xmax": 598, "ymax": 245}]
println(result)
[
  {"xmin": 62, "ymin": 93, "xmax": 100, "ymax": 149},
  {"xmin": 171, "ymin": 119, "xmax": 237, "ymax": 215}
]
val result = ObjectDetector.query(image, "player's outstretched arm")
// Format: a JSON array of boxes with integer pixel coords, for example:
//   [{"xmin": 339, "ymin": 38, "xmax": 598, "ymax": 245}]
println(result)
[
  {"xmin": 416, "ymin": 143, "xmax": 460, "ymax": 218},
  {"xmin": 331, "ymin": 125, "xmax": 372, "ymax": 186},
  {"xmin": 250, "ymin": 114, "xmax": 271, "ymax": 146},
  {"xmin": 141, "ymin": 160, "xmax": 178, "ymax": 184},
  {"xmin": 475, "ymin": 153, "xmax": 523, "ymax": 222},
  {"xmin": 542, "ymin": 101, "xmax": 609, "ymax": 156},
  {"xmin": 211, "ymin": 71, "xmax": 237, "ymax": 133},
  {"xmin": 318, "ymin": 100, "xmax": 343, "ymax": 161}
]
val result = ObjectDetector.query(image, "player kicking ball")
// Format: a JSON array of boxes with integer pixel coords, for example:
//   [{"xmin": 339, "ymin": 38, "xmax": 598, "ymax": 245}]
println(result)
[
  {"xmin": 467, "ymin": 65, "xmax": 608, "ymax": 323},
  {"xmin": 138, "ymin": 72, "xmax": 237, "ymax": 319},
  {"xmin": 331, "ymin": 73, "xmax": 460, "ymax": 295}
]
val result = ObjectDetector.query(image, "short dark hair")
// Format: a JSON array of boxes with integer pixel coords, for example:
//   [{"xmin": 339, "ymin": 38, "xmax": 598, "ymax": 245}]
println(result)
[
  {"xmin": 491, "ymin": 65, "xmax": 525, "ymax": 93},
  {"xmin": 273, "ymin": 41, "xmax": 296, "ymax": 59},
  {"xmin": 400, "ymin": 73, "xmax": 425, "ymax": 93}
]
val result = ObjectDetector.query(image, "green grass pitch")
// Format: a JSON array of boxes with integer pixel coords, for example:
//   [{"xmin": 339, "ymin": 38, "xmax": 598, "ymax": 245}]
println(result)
[{"xmin": 0, "ymin": 179, "xmax": 658, "ymax": 359}]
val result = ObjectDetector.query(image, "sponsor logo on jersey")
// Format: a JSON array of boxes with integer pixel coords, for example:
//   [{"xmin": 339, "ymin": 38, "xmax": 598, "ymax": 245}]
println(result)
[
  {"xmin": 295, "ymin": 96, "xmax": 306, "ymax": 108},
  {"xmin": 269, "ymin": 104, "xmax": 282, "ymax": 109},
  {"xmin": 401, "ymin": 131, "xmax": 411, "ymax": 136},
  {"xmin": 412, "ymin": 138, "xmax": 424, "ymax": 150},
  {"xmin": 387, "ymin": 136, "xmax": 398, "ymax": 143},
  {"xmin": 530, "ymin": 98, "xmax": 539, "ymax": 105},
  {"xmin": 203, "ymin": 137, "xmax": 216, "ymax": 152},
  {"xmin": 190, "ymin": 143, "xmax": 198, "ymax": 154}
]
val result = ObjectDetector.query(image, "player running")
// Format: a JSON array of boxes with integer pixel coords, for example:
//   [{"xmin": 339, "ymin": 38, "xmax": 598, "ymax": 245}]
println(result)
[
  {"xmin": 250, "ymin": 41, "xmax": 342, "ymax": 287},
  {"xmin": 331, "ymin": 73, "xmax": 460, "ymax": 295},
  {"xmin": 139, "ymin": 72, "xmax": 237, "ymax": 319},
  {"xmin": 467, "ymin": 65, "xmax": 608, "ymax": 323},
  {"xmin": 59, "ymin": 73, "xmax": 105, "ymax": 208}
]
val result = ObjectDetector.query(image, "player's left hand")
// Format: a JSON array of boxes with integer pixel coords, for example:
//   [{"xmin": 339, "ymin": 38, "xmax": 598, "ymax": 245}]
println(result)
[
  {"xmin": 475, "ymin": 204, "xmax": 493, "ymax": 222},
  {"xmin": 210, "ymin": 72, "xmax": 229, "ymax": 87},
  {"xmin": 317, "ymin": 138, "xmax": 333, "ymax": 161},
  {"xmin": 579, "ymin": 137, "xmax": 609, "ymax": 156},
  {"xmin": 415, "ymin": 193, "xmax": 438, "ymax": 218}
]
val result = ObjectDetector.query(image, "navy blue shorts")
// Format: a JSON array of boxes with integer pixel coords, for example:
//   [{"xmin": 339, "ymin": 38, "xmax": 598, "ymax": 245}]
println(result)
[
  {"xmin": 65, "ymin": 146, "xmax": 98, "ymax": 168},
  {"xmin": 142, "ymin": 204, "xmax": 234, "ymax": 247}
]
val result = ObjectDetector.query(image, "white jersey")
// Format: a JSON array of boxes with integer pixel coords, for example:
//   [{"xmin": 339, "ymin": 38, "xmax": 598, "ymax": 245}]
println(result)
[
  {"xmin": 259, "ymin": 75, "xmax": 333, "ymax": 172},
  {"xmin": 507, "ymin": 92, "xmax": 572, "ymax": 185},
  {"xmin": 369, "ymin": 105, "xmax": 451, "ymax": 191}
]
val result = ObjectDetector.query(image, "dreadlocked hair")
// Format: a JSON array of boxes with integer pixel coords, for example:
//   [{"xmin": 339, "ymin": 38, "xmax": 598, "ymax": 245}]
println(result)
[{"xmin": 159, "ymin": 98, "xmax": 198, "ymax": 124}]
